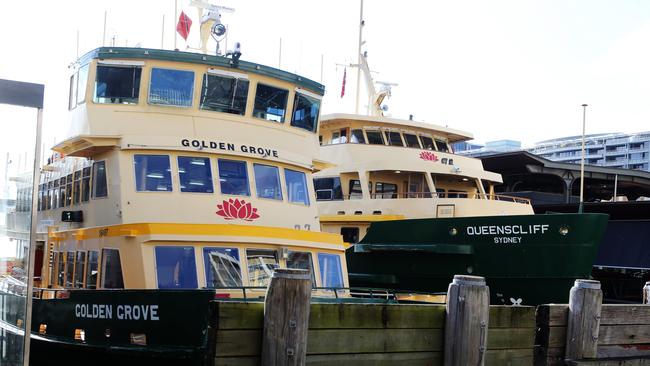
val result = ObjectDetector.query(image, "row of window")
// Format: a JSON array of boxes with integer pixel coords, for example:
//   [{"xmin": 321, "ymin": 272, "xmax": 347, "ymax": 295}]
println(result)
[
  {"xmin": 323, "ymin": 128, "xmax": 450, "ymax": 153},
  {"xmin": 134, "ymin": 154, "xmax": 310, "ymax": 205},
  {"xmin": 36, "ymin": 161, "xmax": 108, "ymax": 212},
  {"xmin": 70, "ymin": 64, "xmax": 320, "ymax": 133},
  {"xmin": 156, "ymin": 246, "xmax": 344, "ymax": 289},
  {"xmin": 51, "ymin": 248, "xmax": 122, "ymax": 289}
]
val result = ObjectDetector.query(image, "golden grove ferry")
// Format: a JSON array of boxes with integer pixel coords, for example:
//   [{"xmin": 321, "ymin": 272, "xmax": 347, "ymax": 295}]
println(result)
[{"xmin": 9, "ymin": 45, "xmax": 354, "ymax": 363}]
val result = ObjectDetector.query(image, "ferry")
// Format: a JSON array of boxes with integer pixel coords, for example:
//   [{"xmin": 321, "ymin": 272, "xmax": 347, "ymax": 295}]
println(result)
[
  {"xmin": 313, "ymin": 23, "xmax": 609, "ymax": 305},
  {"xmin": 7, "ymin": 43, "xmax": 356, "ymax": 363}
]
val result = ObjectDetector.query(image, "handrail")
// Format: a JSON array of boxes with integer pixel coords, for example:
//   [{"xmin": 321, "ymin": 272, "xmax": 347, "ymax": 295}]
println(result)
[{"xmin": 325, "ymin": 192, "xmax": 531, "ymax": 204}]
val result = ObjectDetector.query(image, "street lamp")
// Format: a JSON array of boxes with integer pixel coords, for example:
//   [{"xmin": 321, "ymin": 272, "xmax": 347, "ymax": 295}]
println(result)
[{"xmin": 579, "ymin": 104, "xmax": 588, "ymax": 214}]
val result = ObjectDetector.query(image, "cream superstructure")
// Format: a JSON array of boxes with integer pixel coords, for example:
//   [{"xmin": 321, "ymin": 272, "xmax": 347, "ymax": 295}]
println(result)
[{"xmin": 29, "ymin": 47, "xmax": 347, "ymax": 293}]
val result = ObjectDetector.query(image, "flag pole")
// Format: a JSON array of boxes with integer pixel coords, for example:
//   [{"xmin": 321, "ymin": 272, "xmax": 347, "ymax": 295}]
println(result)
[
  {"xmin": 355, "ymin": 0, "xmax": 364, "ymax": 114},
  {"xmin": 174, "ymin": 0, "xmax": 178, "ymax": 50},
  {"xmin": 102, "ymin": 10, "xmax": 107, "ymax": 46},
  {"xmin": 161, "ymin": 14, "xmax": 165, "ymax": 49}
]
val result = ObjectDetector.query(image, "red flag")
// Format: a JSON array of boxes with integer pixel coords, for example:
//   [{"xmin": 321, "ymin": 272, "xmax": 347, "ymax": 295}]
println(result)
[
  {"xmin": 176, "ymin": 11, "xmax": 192, "ymax": 41},
  {"xmin": 340, "ymin": 67, "xmax": 347, "ymax": 98}
]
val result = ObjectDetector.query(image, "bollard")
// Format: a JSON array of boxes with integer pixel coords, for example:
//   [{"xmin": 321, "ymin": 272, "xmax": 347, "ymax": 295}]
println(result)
[
  {"xmin": 565, "ymin": 279, "xmax": 602, "ymax": 361},
  {"xmin": 261, "ymin": 269, "xmax": 312, "ymax": 366},
  {"xmin": 444, "ymin": 275, "xmax": 490, "ymax": 366},
  {"xmin": 643, "ymin": 281, "xmax": 650, "ymax": 304}
]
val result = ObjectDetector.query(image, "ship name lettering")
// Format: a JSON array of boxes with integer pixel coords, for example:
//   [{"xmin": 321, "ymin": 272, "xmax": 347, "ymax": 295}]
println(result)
[
  {"xmin": 75, "ymin": 304, "xmax": 113, "ymax": 319},
  {"xmin": 181, "ymin": 139, "xmax": 278, "ymax": 158},
  {"xmin": 117, "ymin": 304, "xmax": 160, "ymax": 321},
  {"xmin": 466, "ymin": 224, "xmax": 549, "ymax": 236},
  {"xmin": 493, "ymin": 237, "xmax": 522, "ymax": 244}
]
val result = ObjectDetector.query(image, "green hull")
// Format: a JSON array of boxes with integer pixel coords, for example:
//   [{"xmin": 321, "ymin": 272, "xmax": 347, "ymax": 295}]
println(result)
[{"xmin": 347, "ymin": 213, "xmax": 609, "ymax": 305}]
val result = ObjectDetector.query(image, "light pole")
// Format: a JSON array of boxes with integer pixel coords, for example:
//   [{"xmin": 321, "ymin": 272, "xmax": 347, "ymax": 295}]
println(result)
[{"xmin": 579, "ymin": 104, "xmax": 588, "ymax": 213}]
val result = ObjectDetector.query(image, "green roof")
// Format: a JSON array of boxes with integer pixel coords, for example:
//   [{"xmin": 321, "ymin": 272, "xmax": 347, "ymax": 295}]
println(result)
[{"xmin": 79, "ymin": 47, "xmax": 325, "ymax": 96}]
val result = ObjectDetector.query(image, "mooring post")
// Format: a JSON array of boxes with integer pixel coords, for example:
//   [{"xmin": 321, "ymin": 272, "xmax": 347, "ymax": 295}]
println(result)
[
  {"xmin": 643, "ymin": 281, "xmax": 650, "ymax": 304},
  {"xmin": 261, "ymin": 268, "xmax": 312, "ymax": 366},
  {"xmin": 444, "ymin": 275, "xmax": 490, "ymax": 366},
  {"xmin": 565, "ymin": 279, "xmax": 602, "ymax": 361}
]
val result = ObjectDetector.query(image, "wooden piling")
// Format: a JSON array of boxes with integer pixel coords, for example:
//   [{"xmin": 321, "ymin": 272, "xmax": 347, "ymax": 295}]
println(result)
[
  {"xmin": 643, "ymin": 281, "xmax": 650, "ymax": 304},
  {"xmin": 261, "ymin": 268, "xmax": 312, "ymax": 366},
  {"xmin": 444, "ymin": 275, "xmax": 490, "ymax": 366},
  {"xmin": 565, "ymin": 279, "xmax": 602, "ymax": 362}
]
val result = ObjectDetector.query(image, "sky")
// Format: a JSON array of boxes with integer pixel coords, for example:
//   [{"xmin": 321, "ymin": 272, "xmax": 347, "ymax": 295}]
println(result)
[{"xmin": 2, "ymin": 0, "xmax": 650, "ymax": 148}]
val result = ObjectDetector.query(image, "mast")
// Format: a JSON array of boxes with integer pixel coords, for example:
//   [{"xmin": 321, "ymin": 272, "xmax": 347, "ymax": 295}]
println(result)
[{"xmin": 355, "ymin": 0, "xmax": 364, "ymax": 114}]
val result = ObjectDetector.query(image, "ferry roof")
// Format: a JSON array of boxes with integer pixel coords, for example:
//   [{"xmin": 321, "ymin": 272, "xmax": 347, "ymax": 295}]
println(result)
[
  {"xmin": 321, "ymin": 113, "xmax": 473, "ymax": 143},
  {"xmin": 78, "ymin": 47, "xmax": 325, "ymax": 95}
]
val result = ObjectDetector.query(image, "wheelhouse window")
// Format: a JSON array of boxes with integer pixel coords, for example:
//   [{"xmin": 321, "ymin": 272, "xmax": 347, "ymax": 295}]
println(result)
[
  {"xmin": 435, "ymin": 139, "xmax": 450, "ymax": 152},
  {"xmin": 285, "ymin": 169, "xmax": 309, "ymax": 205},
  {"xmin": 94, "ymin": 65, "xmax": 142, "ymax": 104},
  {"xmin": 155, "ymin": 246, "xmax": 198, "ymax": 289},
  {"xmin": 85, "ymin": 251, "xmax": 99, "ymax": 289},
  {"xmin": 318, "ymin": 253, "xmax": 344, "ymax": 288},
  {"xmin": 404, "ymin": 133, "xmax": 421, "ymax": 148},
  {"xmin": 366, "ymin": 130, "xmax": 385, "ymax": 145},
  {"xmin": 134, "ymin": 155, "xmax": 173, "ymax": 192},
  {"xmin": 218, "ymin": 159, "xmax": 250, "ymax": 196},
  {"xmin": 291, "ymin": 92, "xmax": 320, "ymax": 132},
  {"xmin": 92, "ymin": 161, "xmax": 108, "ymax": 198},
  {"xmin": 74, "ymin": 251, "xmax": 86, "ymax": 288},
  {"xmin": 149, "ymin": 68, "xmax": 194, "ymax": 107},
  {"xmin": 385, "ymin": 131, "xmax": 404, "ymax": 146},
  {"xmin": 375, "ymin": 182, "xmax": 398, "ymax": 199},
  {"xmin": 69, "ymin": 72, "xmax": 78, "ymax": 109},
  {"xmin": 178, "ymin": 156, "xmax": 213, "ymax": 193},
  {"xmin": 350, "ymin": 129, "xmax": 366, "ymax": 144},
  {"xmin": 65, "ymin": 251, "xmax": 74, "ymax": 287},
  {"xmin": 77, "ymin": 64, "xmax": 89, "ymax": 105},
  {"xmin": 246, "ymin": 249, "xmax": 279, "ymax": 287},
  {"xmin": 82, "ymin": 167, "xmax": 91, "ymax": 202},
  {"xmin": 199, "ymin": 72, "xmax": 249, "ymax": 115},
  {"xmin": 314, "ymin": 177, "xmax": 343, "ymax": 201},
  {"xmin": 101, "ymin": 248, "xmax": 124, "ymax": 289},
  {"xmin": 420, "ymin": 136, "xmax": 435, "ymax": 150},
  {"xmin": 253, "ymin": 83, "xmax": 288, "ymax": 122},
  {"xmin": 253, "ymin": 164, "xmax": 282, "ymax": 200},
  {"xmin": 203, "ymin": 247, "xmax": 242, "ymax": 288},
  {"xmin": 286, "ymin": 251, "xmax": 315, "ymax": 285}
]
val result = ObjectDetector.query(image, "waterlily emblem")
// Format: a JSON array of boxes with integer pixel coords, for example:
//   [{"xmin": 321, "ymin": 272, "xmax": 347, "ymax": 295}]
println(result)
[
  {"xmin": 216, "ymin": 199, "xmax": 260, "ymax": 221},
  {"xmin": 419, "ymin": 151, "xmax": 439, "ymax": 162}
]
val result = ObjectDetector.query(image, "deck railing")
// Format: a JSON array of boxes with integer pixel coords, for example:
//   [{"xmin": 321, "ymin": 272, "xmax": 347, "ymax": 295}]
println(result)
[{"xmin": 331, "ymin": 192, "xmax": 531, "ymax": 204}]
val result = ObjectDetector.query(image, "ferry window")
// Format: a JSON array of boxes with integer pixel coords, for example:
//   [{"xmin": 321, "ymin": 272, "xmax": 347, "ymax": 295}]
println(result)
[
  {"xmin": 134, "ymin": 155, "xmax": 173, "ymax": 192},
  {"xmin": 203, "ymin": 247, "xmax": 242, "ymax": 288},
  {"xmin": 314, "ymin": 177, "xmax": 343, "ymax": 201},
  {"xmin": 155, "ymin": 246, "xmax": 198, "ymax": 289},
  {"xmin": 246, "ymin": 249, "xmax": 279, "ymax": 287},
  {"xmin": 350, "ymin": 129, "xmax": 366, "ymax": 144},
  {"xmin": 386, "ymin": 131, "xmax": 404, "ymax": 147},
  {"xmin": 291, "ymin": 92, "xmax": 320, "ymax": 132},
  {"xmin": 253, "ymin": 83, "xmax": 288, "ymax": 122},
  {"xmin": 149, "ymin": 68, "xmax": 194, "ymax": 107},
  {"xmin": 95, "ymin": 65, "xmax": 142, "ymax": 104},
  {"xmin": 92, "ymin": 161, "xmax": 108, "ymax": 198},
  {"xmin": 74, "ymin": 251, "xmax": 86, "ymax": 288},
  {"xmin": 68, "ymin": 72, "xmax": 78, "ymax": 110},
  {"xmin": 366, "ymin": 130, "xmax": 385, "ymax": 145},
  {"xmin": 46, "ymin": 182, "xmax": 53, "ymax": 210},
  {"xmin": 82, "ymin": 167, "xmax": 91, "ymax": 202},
  {"xmin": 56, "ymin": 252, "xmax": 65, "ymax": 286},
  {"xmin": 52, "ymin": 180, "xmax": 59, "ymax": 208},
  {"xmin": 341, "ymin": 227, "xmax": 360, "ymax": 244},
  {"xmin": 285, "ymin": 169, "xmax": 309, "ymax": 205},
  {"xmin": 318, "ymin": 253, "xmax": 344, "ymax": 288},
  {"xmin": 254, "ymin": 164, "xmax": 282, "ymax": 200},
  {"xmin": 218, "ymin": 159, "xmax": 250, "ymax": 196},
  {"xmin": 65, "ymin": 174, "xmax": 73, "ymax": 206},
  {"xmin": 85, "ymin": 251, "xmax": 99, "ymax": 289},
  {"xmin": 199, "ymin": 73, "xmax": 249, "ymax": 115},
  {"xmin": 375, "ymin": 182, "xmax": 398, "ymax": 199},
  {"xmin": 178, "ymin": 156, "xmax": 214, "ymax": 193},
  {"xmin": 59, "ymin": 177, "xmax": 67, "ymax": 207},
  {"xmin": 101, "ymin": 248, "xmax": 124, "ymax": 289},
  {"xmin": 77, "ymin": 64, "xmax": 89, "ymax": 105},
  {"xmin": 404, "ymin": 133, "xmax": 421, "ymax": 148},
  {"xmin": 435, "ymin": 139, "xmax": 450, "ymax": 153},
  {"xmin": 349, "ymin": 180, "xmax": 363, "ymax": 199},
  {"xmin": 331, "ymin": 131, "xmax": 340, "ymax": 144},
  {"xmin": 73, "ymin": 170, "xmax": 82, "ymax": 205},
  {"xmin": 448, "ymin": 190, "xmax": 468, "ymax": 198},
  {"xmin": 65, "ymin": 251, "xmax": 75, "ymax": 287},
  {"xmin": 286, "ymin": 251, "xmax": 315, "ymax": 286},
  {"xmin": 420, "ymin": 136, "xmax": 435, "ymax": 150}
]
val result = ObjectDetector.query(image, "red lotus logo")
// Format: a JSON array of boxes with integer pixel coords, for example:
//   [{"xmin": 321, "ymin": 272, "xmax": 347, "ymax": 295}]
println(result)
[
  {"xmin": 419, "ymin": 151, "xmax": 439, "ymax": 162},
  {"xmin": 216, "ymin": 199, "xmax": 260, "ymax": 221}
]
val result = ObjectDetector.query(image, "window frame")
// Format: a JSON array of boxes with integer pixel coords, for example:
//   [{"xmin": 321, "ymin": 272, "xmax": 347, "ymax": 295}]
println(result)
[
  {"xmin": 365, "ymin": 129, "xmax": 385, "ymax": 145},
  {"xmin": 154, "ymin": 246, "xmax": 199, "ymax": 289},
  {"xmin": 177, "ymin": 156, "xmax": 214, "ymax": 194},
  {"xmin": 101, "ymin": 248, "xmax": 124, "ymax": 289},
  {"xmin": 85, "ymin": 250, "xmax": 100, "ymax": 289},
  {"xmin": 199, "ymin": 69, "xmax": 250, "ymax": 116},
  {"xmin": 284, "ymin": 168, "xmax": 310, "ymax": 205},
  {"xmin": 202, "ymin": 247, "xmax": 243, "ymax": 289},
  {"xmin": 133, "ymin": 154, "xmax": 174, "ymax": 193},
  {"xmin": 217, "ymin": 158, "xmax": 251, "ymax": 197},
  {"xmin": 290, "ymin": 89, "xmax": 321, "ymax": 133},
  {"xmin": 252, "ymin": 83, "xmax": 289, "ymax": 123},
  {"xmin": 94, "ymin": 62, "xmax": 144, "ymax": 105},
  {"xmin": 317, "ymin": 253, "xmax": 344, "ymax": 288},
  {"xmin": 148, "ymin": 67, "xmax": 196, "ymax": 108},
  {"xmin": 245, "ymin": 248, "xmax": 280, "ymax": 288},
  {"xmin": 253, "ymin": 163, "xmax": 283, "ymax": 201},
  {"xmin": 403, "ymin": 133, "xmax": 422, "ymax": 148},
  {"xmin": 91, "ymin": 160, "xmax": 109, "ymax": 199}
]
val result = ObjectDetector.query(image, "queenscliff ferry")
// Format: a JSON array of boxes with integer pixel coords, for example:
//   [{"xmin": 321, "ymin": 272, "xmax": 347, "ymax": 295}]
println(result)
[
  {"xmin": 6, "ymin": 43, "xmax": 355, "ymax": 363},
  {"xmin": 314, "ymin": 22, "xmax": 608, "ymax": 304}
]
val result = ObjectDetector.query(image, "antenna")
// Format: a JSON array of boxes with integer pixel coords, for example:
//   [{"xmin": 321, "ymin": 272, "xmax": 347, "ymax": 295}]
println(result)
[{"xmin": 191, "ymin": 0, "xmax": 235, "ymax": 55}]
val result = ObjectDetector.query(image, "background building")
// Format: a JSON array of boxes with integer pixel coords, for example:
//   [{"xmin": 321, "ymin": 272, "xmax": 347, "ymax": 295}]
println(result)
[{"xmin": 453, "ymin": 139, "xmax": 521, "ymax": 157}]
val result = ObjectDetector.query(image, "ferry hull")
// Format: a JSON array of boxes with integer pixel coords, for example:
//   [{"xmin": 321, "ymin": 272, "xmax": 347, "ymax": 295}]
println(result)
[{"xmin": 346, "ymin": 213, "xmax": 609, "ymax": 305}]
